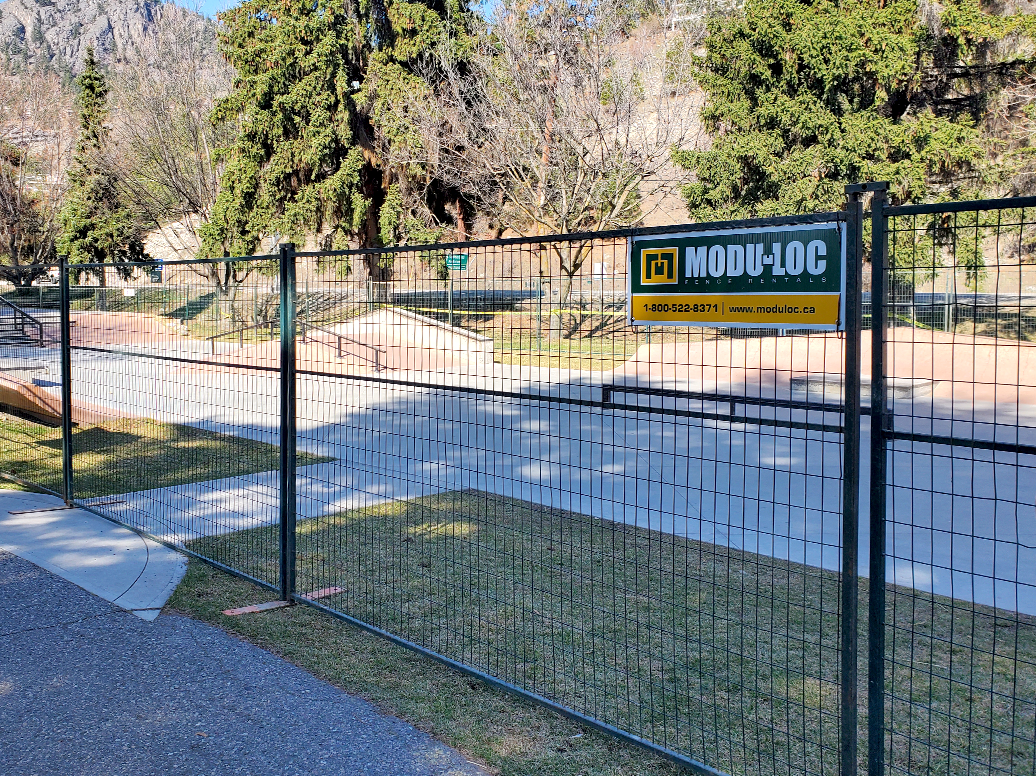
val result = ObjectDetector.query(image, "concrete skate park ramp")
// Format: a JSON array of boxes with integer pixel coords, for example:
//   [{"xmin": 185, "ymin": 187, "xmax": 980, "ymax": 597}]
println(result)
[
  {"xmin": 71, "ymin": 310, "xmax": 189, "ymax": 347},
  {"xmin": 0, "ymin": 371, "xmax": 115, "ymax": 425},
  {"xmin": 0, "ymin": 330, "xmax": 133, "ymax": 427},
  {"xmin": 203, "ymin": 307, "xmax": 494, "ymax": 375},
  {"xmin": 194, "ymin": 307, "xmax": 1035, "ymax": 406},
  {"xmin": 0, "ymin": 310, "xmax": 171, "ymax": 426}
]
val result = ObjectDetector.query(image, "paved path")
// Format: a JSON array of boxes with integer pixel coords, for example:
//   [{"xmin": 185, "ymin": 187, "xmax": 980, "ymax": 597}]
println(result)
[{"xmin": 0, "ymin": 550, "xmax": 485, "ymax": 776}]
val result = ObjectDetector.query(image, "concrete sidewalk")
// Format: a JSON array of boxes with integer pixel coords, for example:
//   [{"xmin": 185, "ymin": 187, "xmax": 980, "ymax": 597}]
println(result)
[
  {"xmin": 0, "ymin": 489, "xmax": 186, "ymax": 620},
  {"xmin": 0, "ymin": 550, "xmax": 486, "ymax": 776}
]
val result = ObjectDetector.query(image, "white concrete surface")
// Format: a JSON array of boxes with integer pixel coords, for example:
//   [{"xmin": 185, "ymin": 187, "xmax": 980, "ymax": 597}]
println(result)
[
  {"xmin": 0, "ymin": 489, "xmax": 187, "ymax": 620},
  {"xmin": 333, "ymin": 306, "xmax": 496, "ymax": 362}
]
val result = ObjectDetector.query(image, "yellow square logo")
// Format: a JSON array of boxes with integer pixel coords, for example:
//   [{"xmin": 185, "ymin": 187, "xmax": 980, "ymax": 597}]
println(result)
[{"xmin": 641, "ymin": 248, "xmax": 678, "ymax": 285}]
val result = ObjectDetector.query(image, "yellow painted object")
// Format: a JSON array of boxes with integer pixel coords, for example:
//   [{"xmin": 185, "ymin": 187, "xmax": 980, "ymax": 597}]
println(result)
[{"xmin": 629, "ymin": 293, "xmax": 841, "ymax": 327}]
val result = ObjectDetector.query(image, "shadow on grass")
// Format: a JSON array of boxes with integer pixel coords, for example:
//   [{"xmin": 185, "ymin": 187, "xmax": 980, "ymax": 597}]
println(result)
[
  {"xmin": 163, "ymin": 292, "xmax": 218, "ymax": 322},
  {"xmin": 38, "ymin": 426, "xmax": 139, "ymax": 451}
]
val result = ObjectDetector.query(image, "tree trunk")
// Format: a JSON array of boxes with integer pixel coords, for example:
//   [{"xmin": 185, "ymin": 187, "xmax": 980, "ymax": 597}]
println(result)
[
  {"xmin": 366, "ymin": 256, "xmax": 392, "ymax": 304},
  {"xmin": 549, "ymin": 273, "xmax": 574, "ymax": 340},
  {"xmin": 357, "ymin": 162, "xmax": 393, "ymax": 304},
  {"xmin": 96, "ymin": 265, "xmax": 107, "ymax": 311},
  {"xmin": 454, "ymin": 197, "xmax": 467, "ymax": 240},
  {"xmin": 228, "ymin": 282, "xmax": 245, "ymax": 325}
]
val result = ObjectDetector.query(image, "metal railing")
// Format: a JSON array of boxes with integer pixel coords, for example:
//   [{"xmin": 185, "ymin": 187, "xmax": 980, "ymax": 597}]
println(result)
[
  {"xmin": 298, "ymin": 320, "xmax": 384, "ymax": 371},
  {"xmin": 203, "ymin": 318, "xmax": 386, "ymax": 372},
  {"xmin": 205, "ymin": 319, "xmax": 279, "ymax": 352},
  {"xmin": 0, "ymin": 295, "xmax": 53, "ymax": 347}
]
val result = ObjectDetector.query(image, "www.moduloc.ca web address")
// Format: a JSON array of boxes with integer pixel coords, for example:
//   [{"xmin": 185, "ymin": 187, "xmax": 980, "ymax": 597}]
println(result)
[{"xmin": 727, "ymin": 304, "xmax": 817, "ymax": 315}]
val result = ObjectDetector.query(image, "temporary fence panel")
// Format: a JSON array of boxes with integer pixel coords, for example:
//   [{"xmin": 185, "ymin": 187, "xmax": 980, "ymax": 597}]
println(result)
[
  {"xmin": 60, "ymin": 255, "xmax": 288, "ymax": 589},
  {"xmin": 869, "ymin": 194, "xmax": 1036, "ymax": 776},
  {"xmin": 291, "ymin": 204, "xmax": 863, "ymax": 776},
  {"xmin": 0, "ymin": 268, "xmax": 64, "ymax": 495},
  {"xmin": 5, "ymin": 191, "xmax": 1035, "ymax": 776}
]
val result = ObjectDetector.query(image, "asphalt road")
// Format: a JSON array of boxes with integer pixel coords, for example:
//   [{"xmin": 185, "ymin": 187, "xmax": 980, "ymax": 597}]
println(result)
[{"xmin": 0, "ymin": 550, "xmax": 485, "ymax": 776}]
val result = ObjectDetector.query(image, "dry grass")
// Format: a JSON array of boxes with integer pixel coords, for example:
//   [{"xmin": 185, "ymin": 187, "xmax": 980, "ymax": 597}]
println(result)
[
  {"xmin": 169, "ymin": 558, "xmax": 687, "ymax": 776},
  {"xmin": 954, "ymin": 313, "xmax": 1036, "ymax": 343}
]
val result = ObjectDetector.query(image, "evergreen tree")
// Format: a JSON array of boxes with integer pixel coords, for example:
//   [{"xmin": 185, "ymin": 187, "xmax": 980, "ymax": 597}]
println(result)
[
  {"xmin": 201, "ymin": 0, "xmax": 469, "ymax": 279},
  {"xmin": 58, "ymin": 47, "xmax": 148, "ymax": 285},
  {"xmin": 674, "ymin": 0, "xmax": 1036, "ymax": 220}
]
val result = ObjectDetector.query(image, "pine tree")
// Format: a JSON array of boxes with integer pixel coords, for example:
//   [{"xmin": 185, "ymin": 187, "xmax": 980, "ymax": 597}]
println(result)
[
  {"xmin": 58, "ymin": 47, "xmax": 148, "ymax": 285},
  {"xmin": 200, "ymin": 0, "xmax": 469, "ymax": 279},
  {"xmin": 674, "ymin": 0, "xmax": 1036, "ymax": 220}
]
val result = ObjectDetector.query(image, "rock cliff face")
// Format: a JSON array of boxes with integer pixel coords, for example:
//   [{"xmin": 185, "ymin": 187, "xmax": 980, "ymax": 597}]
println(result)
[{"xmin": 0, "ymin": 0, "xmax": 212, "ymax": 73}]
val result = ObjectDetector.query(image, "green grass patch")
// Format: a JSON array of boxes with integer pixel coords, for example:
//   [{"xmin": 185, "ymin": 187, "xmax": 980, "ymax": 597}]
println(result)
[
  {"xmin": 186, "ymin": 491, "xmax": 841, "ymax": 774},
  {"xmin": 0, "ymin": 413, "xmax": 329, "ymax": 497},
  {"xmin": 489, "ymin": 326, "xmax": 644, "ymax": 371},
  {"xmin": 177, "ymin": 491, "xmax": 1036, "ymax": 776}
]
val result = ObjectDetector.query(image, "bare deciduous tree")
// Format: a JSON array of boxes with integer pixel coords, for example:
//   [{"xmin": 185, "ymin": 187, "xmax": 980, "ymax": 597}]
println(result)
[
  {"xmin": 991, "ymin": 73, "xmax": 1036, "ymax": 197},
  {"xmin": 0, "ymin": 67, "xmax": 75, "ymax": 286},
  {"xmin": 425, "ymin": 0, "xmax": 702, "ymax": 319},
  {"xmin": 103, "ymin": 4, "xmax": 244, "ymax": 293}
]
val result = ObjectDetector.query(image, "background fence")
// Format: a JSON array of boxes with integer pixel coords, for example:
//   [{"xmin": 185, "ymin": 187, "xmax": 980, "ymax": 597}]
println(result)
[{"xmin": 1, "ymin": 188, "xmax": 1033, "ymax": 776}]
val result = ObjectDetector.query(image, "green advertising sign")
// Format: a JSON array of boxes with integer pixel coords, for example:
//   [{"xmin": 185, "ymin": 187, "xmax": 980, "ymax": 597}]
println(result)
[{"xmin": 628, "ymin": 222, "xmax": 846, "ymax": 330}]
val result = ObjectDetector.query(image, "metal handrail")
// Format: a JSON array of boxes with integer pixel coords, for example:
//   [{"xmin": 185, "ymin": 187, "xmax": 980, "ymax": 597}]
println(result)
[
  {"xmin": 298, "ymin": 320, "xmax": 385, "ymax": 371},
  {"xmin": 204, "ymin": 318, "xmax": 386, "ymax": 371},
  {"xmin": 601, "ymin": 383, "xmax": 867, "ymax": 416},
  {"xmin": 0, "ymin": 295, "xmax": 53, "ymax": 346},
  {"xmin": 206, "ymin": 320, "xmax": 278, "ymax": 353}
]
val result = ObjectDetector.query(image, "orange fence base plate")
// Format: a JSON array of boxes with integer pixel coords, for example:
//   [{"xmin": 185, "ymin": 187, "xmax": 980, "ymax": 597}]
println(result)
[{"xmin": 222, "ymin": 586, "xmax": 344, "ymax": 616}]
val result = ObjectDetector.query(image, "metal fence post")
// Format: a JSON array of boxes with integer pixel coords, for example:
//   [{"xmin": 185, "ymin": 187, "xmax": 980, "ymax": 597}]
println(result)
[
  {"xmin": 278, "ymin": 243, "xmax": 298, "ymax": 602},
  {"xmin": 841, "ymin": 184, "xmax": 867, "ymax": 776},
  {"xmin": 448, "ymin": 271, "xmax": 454, "ymax": 327},
  {"xmin": 866, "ymin": 183, "xmax": 890, "ymax": 776},
  {"xmin": 58, "ymin": 255, "xmax": 74, "ymax": 505}
]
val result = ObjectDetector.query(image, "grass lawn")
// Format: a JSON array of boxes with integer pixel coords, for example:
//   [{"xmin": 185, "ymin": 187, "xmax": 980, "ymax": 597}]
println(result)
[
  {"xmin": 0, "ymin": 413, "xmax": 328, "ymax": 498},
  {"xmin": 174, "ymin": 490, "xmax": 1036, "ymax": 776},
  {"xmin": 489, "ymin": 325, "xmax": 643, "ymax": 371},
  {"xmin": 170, "ymin": 558, "xmax": 685, "ymax": 776}
]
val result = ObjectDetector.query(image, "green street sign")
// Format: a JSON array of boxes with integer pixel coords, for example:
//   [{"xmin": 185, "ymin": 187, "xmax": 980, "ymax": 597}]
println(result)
[
  {"xmin": 628, "ymin": 221, "xmax": 846, "ymax": 330},
  {"xmin": 445, "ymin": 253, "xmax": 469, "ymax": 272}
]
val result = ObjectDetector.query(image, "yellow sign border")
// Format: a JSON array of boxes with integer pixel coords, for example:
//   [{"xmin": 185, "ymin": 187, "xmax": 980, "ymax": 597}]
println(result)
[{"xmin": 630, "ymin": 293, "xmax": 841, "ymax": 327}]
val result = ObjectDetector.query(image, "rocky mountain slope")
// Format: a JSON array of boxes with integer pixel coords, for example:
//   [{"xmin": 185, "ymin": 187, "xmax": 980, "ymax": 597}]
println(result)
[{"xmin": 0, "ymin": 0, "xmax": 215, "ymax": 74}]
